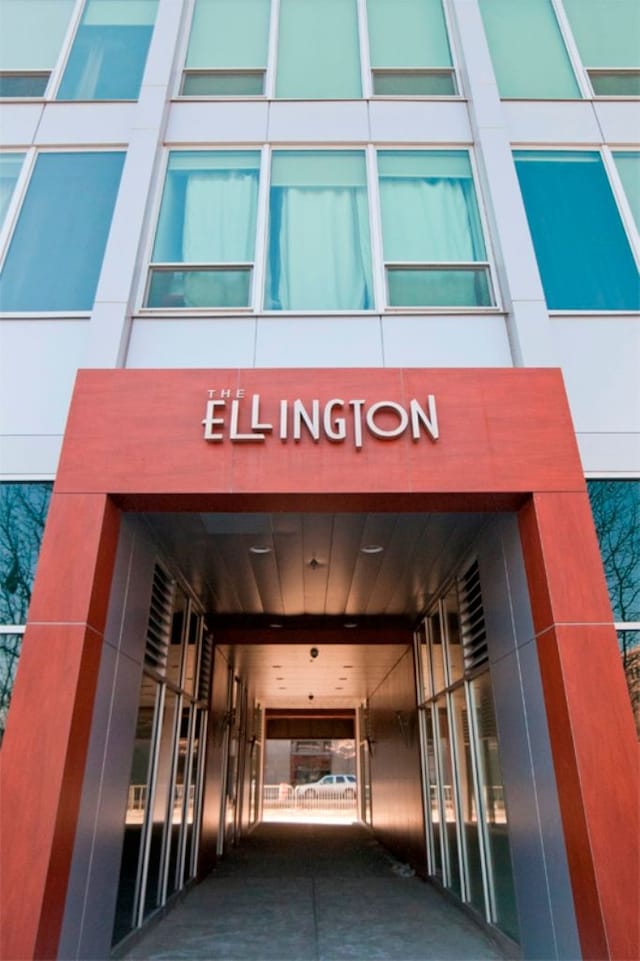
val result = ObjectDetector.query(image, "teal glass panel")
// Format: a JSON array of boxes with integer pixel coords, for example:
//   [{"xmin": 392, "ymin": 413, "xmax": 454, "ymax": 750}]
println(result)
[
  {"xmin": 589, "ymin": 71, "xmax": 640, "ymax": 97},
  {"xmin": 614, "ymin": 152, "xmax": 640, "ymax": 230},
  {"xmin": 0, "ymin": 153, "xmax": 24, "ymax": 226},
  {"xmin": 0, "ymin": 0, "xmax": 74, "ymax": 71},
  {"xmin": 57, "ymin": 0, "xmax": 158, "ymax": 100},
  {"xmin": 0, "ymin": 482, "xmax": 52, "ymax": 626},
  {"xmin": 0, "ymin": 152, "xmax": 125, "ymax": 311},
  {"xmin": 185, "ymin": 0, "xmax": 270, "ymax": 70},
  {"xmin": 0, "ymin": 73, "xmax": 49, "ymax": 97},
  {"xmin": 149, "ymin": 151, "xmax": 259, "ymax": 307},
  {"xmin": 372, "ymin": 70, "xmax": 455, "ymax": 96},
  {"xmin": 564, "ymin": 0, "xmax": 640, "ymax": 69},
  {"xmin": 379, "ymin": 151, "xmax": 486, "ymax": 262},
  {"xmin": 479, "ymin": 0, "xmax": 580, "ymax": 99},
  {"xmin": 367, "ymin": 0, "xmax": 453, "ymax": 69},
  {"xmin": 266, "ymin": 151, "xmax": 373, "ymax": 310},
  {"xmin": 587, "ymin": 481, "xmax": 640, "ymax": 624},
  {"xmin": 387, "ymin": 267, "xmax": 492, "ymax": 307},
  {"xmin": 276, "ymin": 0, "xmax": 361, "ymax": 99},
  {"xmin": 147, "ymin": 269, "xmax": 252, "ymax": 309},
  {"xmin": 182, "ymin": 72, "xmax": 265, "ymax": 96},
  {"xmin": 471, "ymin": 672, "xmax": 519, "ymax": 941},
  {"xmin": 514, "ymin": 151, "xmax": 640, "ymax": 310},
  {"xmin": 0, "ymin": 633, "xmax": 22, "ymax": 742}
]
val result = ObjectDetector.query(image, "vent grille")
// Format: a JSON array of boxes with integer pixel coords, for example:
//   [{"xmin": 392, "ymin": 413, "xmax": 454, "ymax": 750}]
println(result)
[
  {"xmin": 144, "ymin": 564, "xmax": 175, "ymax": 673},
  {"xmin": 198, "ymin": 630, "xmax": 213, "ymax": 703},
  {"xmin": 457, "ymin": 560, "xmax": 488, "ymax": 671}
]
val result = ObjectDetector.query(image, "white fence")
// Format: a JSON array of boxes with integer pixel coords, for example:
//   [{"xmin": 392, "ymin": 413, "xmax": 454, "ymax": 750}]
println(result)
[{"xmin": 263, "ymin": 783, "xmax": 357, "ymax": 811}]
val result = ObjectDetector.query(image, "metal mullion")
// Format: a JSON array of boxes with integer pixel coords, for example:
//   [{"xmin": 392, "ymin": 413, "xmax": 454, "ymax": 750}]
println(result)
[
  {"xmin": 356, "ymin": 0, "xmax": 372, "ymax": 98},
  {"xmin": 413, "ymin": 632, "xmax": 436, "ymax": 873},
  {"xmin": 190, "ymin": 709, "xmax": 209, "ymax": 879},
  {"xmin": 446, "ymin": 689, "xmax": 470, "ymax": 904},
  {"xmin": 431, "ymin": 697, "xmax": 452, "ymax": 886},
  {"xmin": 176, "ymin": 698, "xmax": 197, "ymax": 889},
  {"xmin": 549, "ymin": 0, "xmax": 592, "ymax": 99},
  {"xmin": 252, "ymin": 144, "xmax": 271, "ymax": 314},
  {"xmin": 465, "ymin": 676, "xmax": 495, "ymax": 924},
  {"xmin": 366, "ymin": 145, "xmax": 386, "ymax": 312},
  {"xmin": 159, "ymin": 691, "xmax": 184, "ymax": 907},
  {"xmin": 265, "ymin": 0, "xmax": 280, "ymax": 99},
  {"xmin": 134, "ymin": 680, "xmax": 165, "ymax": 930}
]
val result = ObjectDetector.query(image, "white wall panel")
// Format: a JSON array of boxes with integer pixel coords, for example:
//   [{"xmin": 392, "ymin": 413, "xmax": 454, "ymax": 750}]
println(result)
[
  {"xmin": 35, "ymin": 103, "xmax": 137, "ymax": 145},
  {"xmin": 594, "ymin": 101, "xmax": 640, "ymax": 146},
  {"xmin": 369, "ymin": 100, "xmax": 471, "ymax": 143},
  {"xmin": 0, "ymin": 319, "xmax": 87, "ymax": 435},
  {"xmin": 255, "ymin": 316, "xmax": 384, "ymax": 367},
  {"xmin": 0, "ymin": 104, "xmax": 43, "ymax": 146},
  {"xmin": 381, "ymin": 314, "xmax": 512, "ymax": 366},
  {"xmin": 268, "ymin": 101, "xmax": 369, "ymax": 142},
  {"xmin": 166, "ymin": 102, "xmax": 269, "ymax": 144},
  {"xmin": 504, "ymin": 101, "xmax": 601, "ymax": 145},
  {"xmin": 126, "ymin": 317, "xmax": 257, "ymax": 367}
]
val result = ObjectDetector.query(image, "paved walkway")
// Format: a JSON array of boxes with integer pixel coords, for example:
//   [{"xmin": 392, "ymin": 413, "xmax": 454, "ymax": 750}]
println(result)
[{"xmin": 124, "ymin": 822, "xmax": 506, "ymax": 961}]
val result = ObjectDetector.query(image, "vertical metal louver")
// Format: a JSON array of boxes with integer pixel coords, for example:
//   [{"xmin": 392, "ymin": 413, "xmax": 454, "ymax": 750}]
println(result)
[
  {"xmin": 198, "ymin": 630, "xmax": 213, "ymax": 704},
  {"xmin": 144, "ymin": 564, "xmax": 175, "ymax": 673},
  {"xmin": 457, "ymin": 560, "xmax": 488, "ymax": 671}
]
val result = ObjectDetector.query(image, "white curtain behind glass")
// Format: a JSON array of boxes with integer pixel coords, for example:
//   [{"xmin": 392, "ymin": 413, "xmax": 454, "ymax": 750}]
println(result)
[
  {"xmin": 181, "ymin": 170, "xmax": 258, "ymax": 306},
  {"xmin": 380, "ymin": 178, "xmax": 484, "ymax": 262},
  {"xmin": 266, "ymin": 186, "xmax": 372, "ymax": 310}
]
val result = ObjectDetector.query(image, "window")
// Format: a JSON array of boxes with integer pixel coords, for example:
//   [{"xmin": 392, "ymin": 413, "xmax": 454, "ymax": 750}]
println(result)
[
  {"xmin": 377, "ymin": 151, "xmax": 493, "ymax": 308},
  {"xmin": 57, "ymin": 0, "xmax": 158, "ymax": 100},
  {"xmin": 276, "ymin": 0, "xmax": 361, "ymax": 99},
  {"xmin": 146, "ymin": 152, "xmax": 260, "ymax": 309},
  {"xmin": 0, "ymin": 151, "xmax": 125, "ymax": 312},
  {"xmin": 182, "ymin": 0, "xmax": 270, "ymax": 96},
  {"xmin": 416, "ymin": 563, "xmax": 519, "ymax": 941},
  {"xmin": 0, "ymin": 0, "xmax": 74, "ymax": 97},
  {"xmin": 588, "ymin": 481, "xmax": 640, "ymax": 737},
  {"xmin": 0, "ymin": 154, "xmax": 24, "ymax": 227},
  {"xmin": 563, "ymin": 0, "xmax": 640, "ymax": 97},
  {"xmin": 0, "ymin": 482, "xmax": 52, "ymax": 742},
  {"xmin": 513, "ymin": 151, "xmax": 640, "ymax": 311},
  {"xmin": 613, "ymin": 152, "xmax": 640, "ymax": 232},
  {"xmin": 265, "ymin": 151, "xmax": 373, "ymax": 310},
  {"xmin": 367, "ymin": 0, "xmax": 456, "ymax": 95},
  {"xmin": 479, "ymin": 0, "xmax": 580, "ymax": 99}
]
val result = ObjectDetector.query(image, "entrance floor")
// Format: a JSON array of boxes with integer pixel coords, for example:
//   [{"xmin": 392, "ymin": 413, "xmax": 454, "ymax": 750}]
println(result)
[{"xmin": 123, "ymin": 823, "xmax": 506, "ymax": 961}]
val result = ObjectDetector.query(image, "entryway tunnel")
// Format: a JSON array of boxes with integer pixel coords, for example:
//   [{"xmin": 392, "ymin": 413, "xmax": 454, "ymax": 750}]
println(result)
[{"xmin": 49, "ymin": 506, "xmax": 584, "ymax": 961}]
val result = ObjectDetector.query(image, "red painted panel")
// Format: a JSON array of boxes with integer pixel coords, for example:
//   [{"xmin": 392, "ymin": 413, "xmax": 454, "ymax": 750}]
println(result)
[
  {"xmin": 0, "ymin": 494, "xmax": 119, "ymax": 961},
  {"xmin": 28, "ymin": 494, "xmax": 120, "ymax": 632},
  {"xmin": 56, "ymin": 368, "xmax": 585, "ymax": 497},
  {"xmin": 0, "ymin": 623, "xmax": 103, "ymax": 961},
  {"xmin": 520, "ymin": 497, "xmax": 640, "ymax": 961}
]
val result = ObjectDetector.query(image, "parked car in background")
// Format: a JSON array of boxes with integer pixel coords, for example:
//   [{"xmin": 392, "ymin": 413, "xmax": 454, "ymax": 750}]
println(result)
[{"xmin": 294, "ymin": 774, "xmax": 357, "ymax": 799}]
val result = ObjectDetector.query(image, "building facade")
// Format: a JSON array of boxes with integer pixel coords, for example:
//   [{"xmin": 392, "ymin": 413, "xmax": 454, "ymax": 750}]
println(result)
[{"xmin": 0, "ymin": 1, "xmax": 638, "ymax": 960}]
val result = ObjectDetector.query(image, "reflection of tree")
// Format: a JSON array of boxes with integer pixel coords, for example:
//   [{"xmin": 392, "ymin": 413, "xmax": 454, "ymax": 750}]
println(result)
[
  {"xmin": 0, "ymin": 633, "xmax": 22, "ymax": 741},
  {"xmin": 588, "ymin": 481, "xmax": 640, "ymax": 736},
  {"xmin": 0, "ymin": 483, "xmax": 52, "ymax": 625}
]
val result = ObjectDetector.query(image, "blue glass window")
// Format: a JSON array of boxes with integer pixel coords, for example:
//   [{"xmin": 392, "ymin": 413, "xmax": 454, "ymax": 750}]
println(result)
[
  {"xmin": 266, "ymin": 151, "xmax": 373, "ymax": 311},
  {"xmin": 514, "ymin": 151, "xmax": 640, "ymax": 311},
  {"xmin": 367, "ymin": 0, "xmax": 456, "ymax": 95},
  {"xmin": 0, "ymin": 154, "xmax": 24, "ymax": 226},
  {"xmin": 276, "ymin": 0, "xmax": 361, "ymax": 99},
  {"xmin": 57, "ymin": 0, "xmax": 158, "ymax": 100},
  {"xmin": 147, "ymin": 151, "xmax": 260, "ymax": 309},
  {"xmin": 0, "ymin": 151, "xmax": 125, "ymax": 312},
  {"xmin": 182, "ymin": 0, "xmax": 270, "ymax": 96}
]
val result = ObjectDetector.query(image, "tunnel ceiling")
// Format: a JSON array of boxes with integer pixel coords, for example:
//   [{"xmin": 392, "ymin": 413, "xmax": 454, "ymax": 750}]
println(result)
[{"xmin": 143, "ymin": 511, "xmax": 486, "ymax": 620}]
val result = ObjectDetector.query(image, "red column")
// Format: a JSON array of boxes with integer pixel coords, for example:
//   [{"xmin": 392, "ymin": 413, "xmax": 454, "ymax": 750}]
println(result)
[
  {"xmin": 519, "ymin": 492, "xmax": 639, "ymax": 961},
  {"xmin": 0, "ymin": 493, "xmax": 120, "ymax": 961}
]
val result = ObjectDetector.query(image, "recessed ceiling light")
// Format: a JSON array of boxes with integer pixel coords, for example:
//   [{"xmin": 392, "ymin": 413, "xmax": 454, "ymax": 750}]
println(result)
[
  {"xmin": 278, "ymin": 686, "xmax": 287, "ymax": 690},
  {"xmin": 344, "ymin": 622, "xmax": 358, "ymax": 628},
  {"xmin": 335, "ymin": 686, "xmax": 344, "ymax": 690},
  {"xmin": 343, "ymin": 665, "xmax": 353, "ymax": 669},
  {"xmin": 272, "ymin": 664, "xmax": 282, "ymax": 669},
  {"xmin": 339, "ymin": 677, "xmax": 348, "ymax": 681},
  {"xmin": 270, "ymin": 622, "xmax": 283, "ymax": 629},
  {"xmin": 276, "ymin": 676, "xmax": 284, "ymax": 681},
  {"xmin": 249, "ymin": 545, "xmax": 272, "ymax": 554},
  {"xmin": 360, "ymin": 544, "xmax": 384, "ymax": 554}
]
